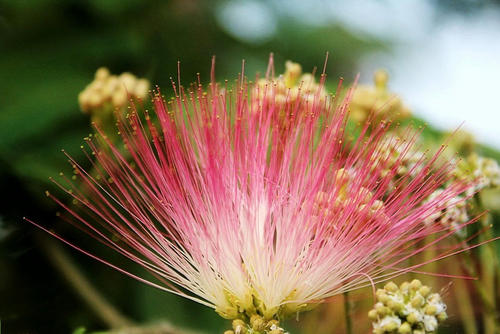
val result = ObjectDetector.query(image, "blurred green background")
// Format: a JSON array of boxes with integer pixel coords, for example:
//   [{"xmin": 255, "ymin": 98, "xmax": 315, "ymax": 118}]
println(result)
[{"xmin": 1, "ymin": 0, "xmax": 500, "ymax": 333}]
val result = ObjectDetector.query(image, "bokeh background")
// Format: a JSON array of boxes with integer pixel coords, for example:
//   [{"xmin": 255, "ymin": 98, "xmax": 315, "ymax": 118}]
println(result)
[{"xmin": 2, "ymin": 0, "xmax": 500, "ymax": 333}]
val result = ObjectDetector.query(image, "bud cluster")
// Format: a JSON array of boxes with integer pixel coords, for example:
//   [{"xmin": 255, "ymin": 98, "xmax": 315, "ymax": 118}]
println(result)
[
  {"xmin": 254, "ymin": 60, "xmax": 327, "ymax": 109},
  {"xmin": 423, "ymin": 189, "xmax": 468, "ymax": 237},
  {"xmin": 455, "ymin": 153, "xmax": 500, "ymax": 196},
  {"xmin": 350, "ymin": 70, "xmax": 411, "ymax": 123},
  {"xmin": 313, "ymin": 168, "xmax": 387, "ymax": 225},
  {"xmin": 373, "ymin": 135, "xmax": 425, "ymax": 181},
  {"xmin": 224, "ymin": 315, "xmax": 288, "ymax": 334},
  {"xmin": 78, "ymin": 67, "xmax": 149, "ymax": 113},
  {"xmin": 368, "ymin": 280, "xmax": 447, "ymax": 334}
]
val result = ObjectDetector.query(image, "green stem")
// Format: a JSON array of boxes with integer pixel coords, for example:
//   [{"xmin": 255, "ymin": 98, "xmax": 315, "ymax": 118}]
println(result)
[
  {"xmin": 105, "ymin": 322, "xmax": 203, "ymax": 334},
  {"xmin": 343, "ymin": 291, "xmax": 353, "ymax": 334},
  {"xmin": 38, "ymin": 235, "xmax": 134, "ymax": 329},
  {"xmin": 480, "ymin": 215, "xmax": 497, "ymax": 334},
  {"xmin": 452, "ymin": 265, "xmax": 477, "ymax": 334}
]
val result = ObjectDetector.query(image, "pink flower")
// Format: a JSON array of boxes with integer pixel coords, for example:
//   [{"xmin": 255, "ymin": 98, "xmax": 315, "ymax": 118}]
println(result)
[{"xmin": 31, "ymin": 59, "xmax": 473, "ymax": 321}]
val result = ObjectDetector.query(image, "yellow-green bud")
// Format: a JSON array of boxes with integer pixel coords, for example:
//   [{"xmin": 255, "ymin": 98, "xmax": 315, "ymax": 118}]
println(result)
[
  {"xmin": 224, "ymin": 331, "xmax": 235, "ymax": 334},
  {"xmin": 437, "ymin": 312, "xmax": 448, "ymax": 322},
  {"xmin": 407, "ymin": 312, "xmax": 419, "ymax": 324},
  {"xmin": 419, "ymin": 286, "xmax": 431, "ymax": 297},
  {"xmin": 398, "ymin": 322, "xmax": 411, "ymax": 334},
  {"xmin": 410, "ymin": 279, "xmax": 422, "ymax": 290},
  {"xmin": 250, "ymin": 314, "xmax": 265, "ymax": 331},
  {"xmin": 425, "ymin": 305, "xmax": 437, "ymax": 315},
  {"xmin": 95, "ymin": 67, "xmax": 110, "ymax": 80},
  {"xmin": 378, "ymin": 293, "xmax": 390, "ymax": 304},
  {"xmin": 368, "ymin": 309, "xmax": 378, "ymax": 320},
  {"xmin": 266, "ymin": 319, "xmax": 280, "ymax": 329},
  {"xmin": 411, "ymin": 295, "xmax": 425, "ymax": 308},
  {"xmin": 374, "ymin": 70, "xmax": 389, "ymax": 89},
  {"xmin": 232, "ymin": 319, "xmax": 247, "ymax": 334},
  {"xmin": 383, "ymin": 320, "xmax": 399, "ymax": 332},
  {"xmin": 375, "ymin": 304, "xmax": 390, "ymax": 316},
  {"xmin": 387, "ymin": 300, "xmax": 403, "ymax": 312},
  {"xmin": 384, "ymin": 282, "xmax": 399, "ymax": 293}
]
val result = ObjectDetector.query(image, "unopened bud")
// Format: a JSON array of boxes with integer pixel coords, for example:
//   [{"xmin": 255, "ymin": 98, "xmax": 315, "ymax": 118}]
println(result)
[
  {"xmin": 410, "ymin": 279, "xmax": 422, "ymax": 290},
  {"xmin": 232, "ymin": 319, "xmax": 247, "ymax": 334},
  {"xmin": 398, "ymin": 322, "xmax": 411, "ymax": 334},
  {"xmin": 384, "ymin": 281, "xmax": 398, "ymax": 293},
  {"xmin": 411, "ymin": 295, "xmax": 425, "ymax": 308},
  {"xmin": 250, "ymin": 314, "xmax": 265, "ymax": 331},
  {"xmin": 419, "ymin": 286, "xmax": 431, "ymax": 297}
]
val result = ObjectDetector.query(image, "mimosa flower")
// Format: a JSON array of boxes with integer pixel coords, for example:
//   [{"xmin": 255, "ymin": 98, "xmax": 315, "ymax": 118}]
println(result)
[{"xmin": 31, "ymin": 59, "xmax": 473, "ymax": 328}]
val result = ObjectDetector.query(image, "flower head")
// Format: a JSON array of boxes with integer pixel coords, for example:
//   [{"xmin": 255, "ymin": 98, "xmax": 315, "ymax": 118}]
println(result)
[{"xmin": 34, "ymin": 58, "xmax": 471, "ymax": 324}]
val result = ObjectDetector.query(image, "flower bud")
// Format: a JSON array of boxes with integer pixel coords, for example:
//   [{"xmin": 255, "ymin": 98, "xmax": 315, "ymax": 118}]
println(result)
[
  {"xmin": 410, "ymin": 279, "xmax": 422, "ymax": 290},
  {"xmin": 425, "ymin": 305, "xmax": 437, "ymax": 315},
  {"xmin": 232, "ymin": 319, "xmax": 247, "ymax": 334},
  {"xmin": 250, "ymin": 314, "xmax": 266, "ymax": 331},
  {"xmin": 384, "ymin": 282, "xmax": 399, "ymax": 293},
  {"xmin": 368, "ymin": 309, "xmax": 379, "ymax": 320},
  {"xmin": 419, "ymin": 286, "xmax": 431, "ymax": 297},
  {"xmin": 411, "ymin": 295, "xmax": 425, "ymax": 308},
  {"xmin": 398, "ymin": 322, "xmax": 411, "ymax": 334}
]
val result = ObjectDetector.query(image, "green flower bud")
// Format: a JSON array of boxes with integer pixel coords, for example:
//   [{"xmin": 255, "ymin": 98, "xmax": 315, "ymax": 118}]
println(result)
[
  {"xmin": 384, "ymin": 282, "xmax": 399, "ymax": 293},
  {"xmin": 250, "ymin": 314, "xmax": 266, "ymax": 331},
  {"xmin": 425, "ymin": 305, "xmax": 437, "ymax": 315},
  {"xmin": 410, "ymin": 279, "xmax": 422, "ymax": 290},
  {"xmin": 266, "ymin": 319, "xmax": 280, "ymax": 329},
  {"xmin": 419, "ymin": 286, "xmax": 431, "ymax": 297},
  {"xmin": 387, "ymin": 299, "xmax": 403, "ymax": 312},
  {"xmin": 375, "ymin": 304, "xmax": 390, "ymax": 316},
  {"xmin": 232, "ymin": 319, "xmax": 247, "ymax": 334},
  {"xmin": 383, "ymin": 320, "xmax": 399, "ymax": 332},
  {"xmin": 437, "ymin": 312, "xmax": 448, "ymax": 322},
  {"xmin": 407, "ymin": 312, "xmax": 420, "ymax": 324},
  {"xmin": 368, "ymin": 309, "xmax": 379, "ymax": 320},
  {"xmin": 398, "ymin": 322, "xmax": 412, "ymax": 334},
  {"xmin": 411, "ymin": 295, "xmax": 425, "ymax": 308}
]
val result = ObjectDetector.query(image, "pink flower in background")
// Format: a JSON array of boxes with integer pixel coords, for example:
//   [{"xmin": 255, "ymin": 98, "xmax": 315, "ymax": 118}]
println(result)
[{"xmin": 30, "ymin": 59, "xmax": 472, "ymax": 321}]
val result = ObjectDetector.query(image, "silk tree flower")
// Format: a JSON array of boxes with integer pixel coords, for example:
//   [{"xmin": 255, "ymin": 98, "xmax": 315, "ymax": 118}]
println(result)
[{"xmin": 29, "ymin": 59, "xmax": 474, "ymax": 329}]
